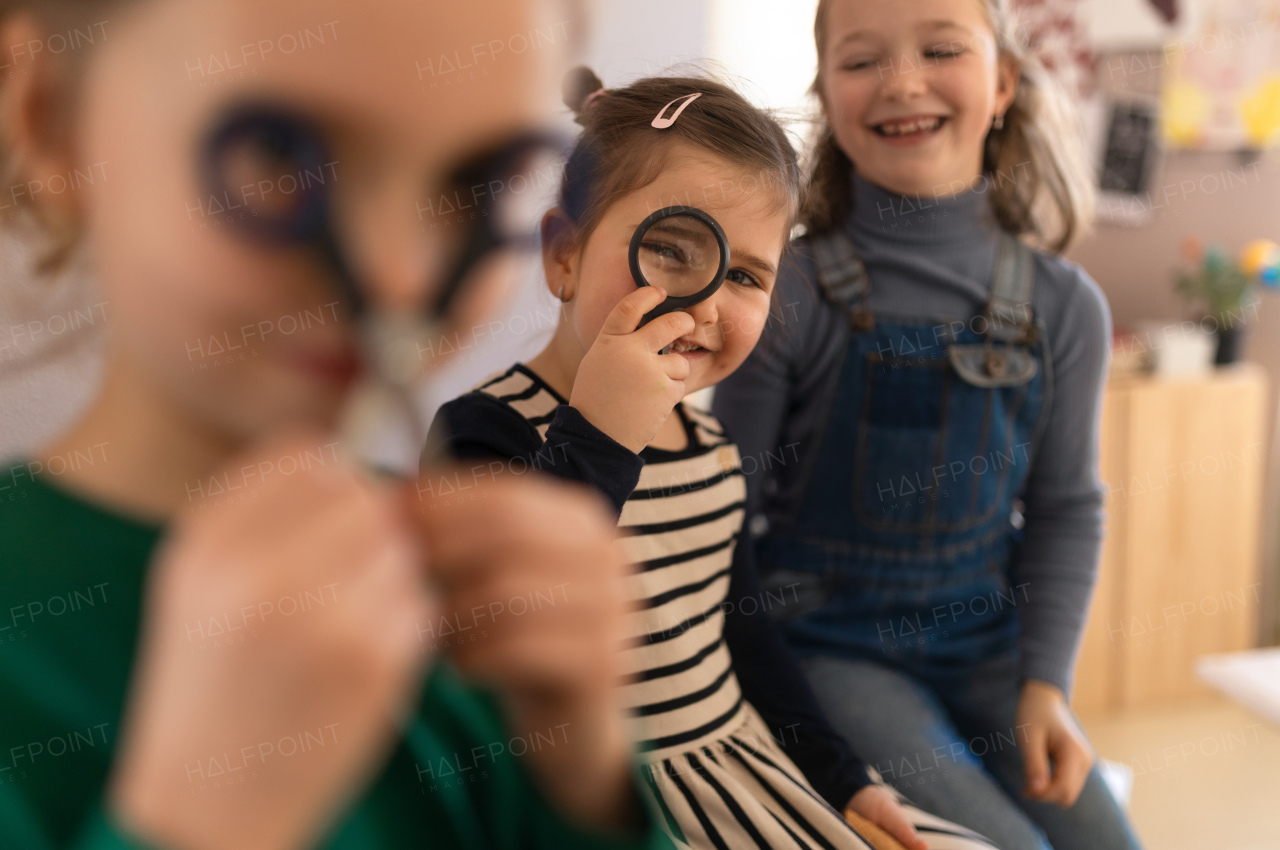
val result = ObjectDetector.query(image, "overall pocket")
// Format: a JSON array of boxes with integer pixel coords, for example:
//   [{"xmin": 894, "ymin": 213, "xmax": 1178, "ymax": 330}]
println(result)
[{"xmin": 852, "ymin": 349, "xmax": 1031, "ymax": 534}]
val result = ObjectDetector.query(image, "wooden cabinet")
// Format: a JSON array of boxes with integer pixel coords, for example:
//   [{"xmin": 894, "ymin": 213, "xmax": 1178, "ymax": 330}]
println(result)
[{"xmin": 1072, "ymin": 365, "xmax": 1268, "ymax": 711}]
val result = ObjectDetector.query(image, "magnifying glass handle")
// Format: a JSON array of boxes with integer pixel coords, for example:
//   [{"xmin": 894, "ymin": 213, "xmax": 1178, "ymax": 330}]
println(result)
[
  {"xmin": 317, "ymin": 232, "xmax": 367, "ymax": 319},
  {"xmin": 641, "ymin": 299, "xmax": 689, "ymax": 356},
  {"xmin": 639, "ymin": 297, "xmax": 685, "ymax": 329}
]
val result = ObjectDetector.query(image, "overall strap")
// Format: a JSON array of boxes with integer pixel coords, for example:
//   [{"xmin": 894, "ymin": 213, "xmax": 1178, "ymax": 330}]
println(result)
[
  {"xmin": 809, "ymin": 230, "xmax": 875, "ymax": 332},
  {"xmin": 810, "ymin": 229, "xmax": 1037, "ymax": 342},
  {"xmin": 983, "ymin": 232, "xmax": 1038, "ymax": 344}
]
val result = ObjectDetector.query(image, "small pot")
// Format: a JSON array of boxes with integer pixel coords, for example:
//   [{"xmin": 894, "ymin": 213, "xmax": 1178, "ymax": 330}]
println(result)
[{"xmin": 1214, "ymin": 323, "xmax": 1248, "ymax": 365}]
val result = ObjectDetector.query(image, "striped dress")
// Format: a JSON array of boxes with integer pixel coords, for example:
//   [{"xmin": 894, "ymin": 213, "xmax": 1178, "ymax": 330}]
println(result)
[{"xmin": 463, "ymin": 365, "xmax": 1000, "ymax": 850}]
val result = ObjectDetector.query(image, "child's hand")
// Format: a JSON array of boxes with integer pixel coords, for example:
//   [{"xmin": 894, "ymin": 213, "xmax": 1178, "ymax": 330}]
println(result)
[
  {"xmin": 1016, "ymin": 679, "xmax": 1095, "ymax": 807},
  {"xmin": 570, "ymin": 285, "xmax": 697, "ymax": 453},
  {"xmin": 845, "ymin": 785, "xmax": 928, "ymax": 850},
  {"xmin": 418, "ymin": 475, "xmax": 639, "ymax": 832},
  {"xmin": 109, "ymin": 432, "xmax": 432, "ymax": 850}
]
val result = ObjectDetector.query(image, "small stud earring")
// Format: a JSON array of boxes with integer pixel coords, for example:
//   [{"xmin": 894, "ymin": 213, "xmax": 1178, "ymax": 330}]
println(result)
[
  {"xmin": 557, "ymin": 286, "xmax": 570, "ymax": 303},
  {"xmin": 992, "ymin": 113, "xmax": 1005, "ymax": 131}
]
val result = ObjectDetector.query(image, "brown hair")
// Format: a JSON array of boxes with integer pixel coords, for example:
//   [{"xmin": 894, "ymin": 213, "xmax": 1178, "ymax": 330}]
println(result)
[
  {"xmin": 557, "ymin": 67, "xmax": 801, "ymax": 246},
  {"xmin": 805, "ymin": 0, "xmax": 1095, "ymax": 253}
]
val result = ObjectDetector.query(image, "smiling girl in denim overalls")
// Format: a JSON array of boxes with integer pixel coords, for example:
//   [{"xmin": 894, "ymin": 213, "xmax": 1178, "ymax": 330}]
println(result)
[{"xmin": 714, "ymin": 1, "xmax": 1143, "ymax": 849}]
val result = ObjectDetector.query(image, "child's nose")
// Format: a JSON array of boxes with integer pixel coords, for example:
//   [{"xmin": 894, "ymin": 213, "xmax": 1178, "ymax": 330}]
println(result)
[
  {"xmin": 879, "ymin": 61, "xmax": 930, "ymax": 101},
  {"xmin": 342, "ymin": 190, "xmax": 439, "ymax": 315},
  {"xmin": 683, "ymin": 292, "xmax": 722, "ymax": 327}
]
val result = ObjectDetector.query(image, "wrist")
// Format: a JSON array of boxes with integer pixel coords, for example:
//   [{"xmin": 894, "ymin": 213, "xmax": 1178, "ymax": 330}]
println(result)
[
  {"xmin": 1022, "ymin": 678, "xmax": 1066, "ymax": 702},
  {"xmin": 565, "ymin": 402, "xmax": 643, "ymax": 455},
  {"xmin": 521, "ymin": 702, "xmax": 639, "ymax": 831},
  {"xmin": 110, "ymin": 759, "xmax": 281, "ymax": 850},
  {"xmin": 110, "ymin": 773, "xmax": 209, "ymax": 850}
]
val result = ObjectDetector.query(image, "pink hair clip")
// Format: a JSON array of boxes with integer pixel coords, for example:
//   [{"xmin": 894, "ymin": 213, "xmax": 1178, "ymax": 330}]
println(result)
[
  {"xmin": 651, "ymin": 93, "xmax": 702, "ymax": 129},
  {"xmin": 581, "ymin": 87, "xmax": 608, "ymax": 111}
]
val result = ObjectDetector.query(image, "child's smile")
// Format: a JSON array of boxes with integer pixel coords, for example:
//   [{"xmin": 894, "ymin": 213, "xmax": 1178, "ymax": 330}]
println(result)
[
  {"xmin": 668, "ymin": 335, "xmax": 715, "ymax": 359},
  {"xmin": 869, "ymin": 113, "xmax": 949, "ymax": 145}
]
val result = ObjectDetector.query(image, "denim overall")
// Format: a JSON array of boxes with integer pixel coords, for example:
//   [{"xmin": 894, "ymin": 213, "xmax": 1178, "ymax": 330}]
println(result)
[{"xmin": 759, "ymin": 230, "xmax": 1051, "ymax": 679}]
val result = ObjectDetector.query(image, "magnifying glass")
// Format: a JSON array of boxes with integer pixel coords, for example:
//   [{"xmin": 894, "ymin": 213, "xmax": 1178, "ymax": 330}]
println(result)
[
  {"xmin": 202, "ymin": 104, "xmax": 561, "ymax": 474},
  {"xmin": 629, "ymin": 206, "xmax": 730, "ymax": 345}
]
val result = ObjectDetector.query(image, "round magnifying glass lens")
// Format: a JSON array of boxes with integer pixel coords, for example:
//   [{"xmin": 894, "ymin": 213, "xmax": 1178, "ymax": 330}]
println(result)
[
  {"xmin": 636, "ymin": 213, "xmax": 722, "ymax": 298},
  {"xmin": 207, "ymin": 114, "xmax": 329, "ymax": 239}
]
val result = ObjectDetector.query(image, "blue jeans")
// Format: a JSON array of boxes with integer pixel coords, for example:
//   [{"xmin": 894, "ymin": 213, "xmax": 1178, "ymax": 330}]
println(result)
[{"xmin": 801, "ymin": 653, "xmax": 1143, "ymax": 850}]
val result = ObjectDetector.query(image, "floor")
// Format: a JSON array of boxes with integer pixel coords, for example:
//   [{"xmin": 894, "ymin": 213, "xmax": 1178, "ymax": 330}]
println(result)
[{"xmin": 1078, "ymin": 695, "xmax": 1280, "ymax": 850}]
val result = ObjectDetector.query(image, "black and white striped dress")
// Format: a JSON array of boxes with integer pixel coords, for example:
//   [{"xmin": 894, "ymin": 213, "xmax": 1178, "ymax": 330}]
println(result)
[{"xmin": 470, "ymin": 366, "xmax": 999, "ymax": 850}]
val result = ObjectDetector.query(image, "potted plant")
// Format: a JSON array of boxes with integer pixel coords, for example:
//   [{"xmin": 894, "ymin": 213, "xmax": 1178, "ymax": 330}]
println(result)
[{"xmin": 1175, "ymin": 237, "xmax": 1279, "ymax": 365}]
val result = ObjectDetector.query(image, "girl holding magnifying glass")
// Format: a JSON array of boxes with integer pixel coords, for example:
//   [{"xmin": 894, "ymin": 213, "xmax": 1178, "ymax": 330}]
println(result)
[
  {"xmin": 0, "ymin": 2, "xmax": 678, "ymax": 849},
  {"xmin": 431, "ymin": 68, "xmax": 1001, "ymax": 850}
]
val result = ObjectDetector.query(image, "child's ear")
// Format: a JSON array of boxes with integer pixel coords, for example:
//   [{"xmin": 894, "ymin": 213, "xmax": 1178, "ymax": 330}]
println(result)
[
  {"xmin": 994, "ymin": 54, "xmax": 1021, "ymax": 118},
  {"xmin": 540, "ymin": 208, "xmax": 580, "ymax": 300},
  {"xmin": 1, "ymin": 14, "xmax": 82, "ymax": 246}
]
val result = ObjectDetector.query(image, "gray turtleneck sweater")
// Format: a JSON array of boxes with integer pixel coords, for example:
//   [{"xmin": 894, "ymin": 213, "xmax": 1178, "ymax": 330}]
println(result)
[{"xmin": 713, "ymin": 174, "xmax": 1111, "ymax": 696}]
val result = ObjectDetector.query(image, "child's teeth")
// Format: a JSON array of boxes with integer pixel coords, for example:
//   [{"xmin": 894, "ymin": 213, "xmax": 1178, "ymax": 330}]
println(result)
[{"xmin": 881, "ymin": 117, "xmax": 940, "ymax": 136}]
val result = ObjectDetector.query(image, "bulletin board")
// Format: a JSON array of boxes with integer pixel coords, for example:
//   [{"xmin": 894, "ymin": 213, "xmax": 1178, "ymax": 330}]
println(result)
[
  {"xmin": 1161, "ymin": 0, "xmax": 1280, "ymax": 149},
  {"xmin": 1014, "ymin": 0, "xmax": 1100, "ymax": 99}
]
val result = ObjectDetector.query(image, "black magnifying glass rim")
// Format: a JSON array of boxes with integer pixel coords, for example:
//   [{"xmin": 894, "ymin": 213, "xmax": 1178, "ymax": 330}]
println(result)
[
  {"xmin": 201, "ymin": 104, "xmax": 333, "ymax": 245},
  {"xmin": 628, "ymin": 205, "xmax": 730, "ymax": 324},
  {"xmin": 201, "ymin": 104, "xmax": 369, "ymax": 319}
]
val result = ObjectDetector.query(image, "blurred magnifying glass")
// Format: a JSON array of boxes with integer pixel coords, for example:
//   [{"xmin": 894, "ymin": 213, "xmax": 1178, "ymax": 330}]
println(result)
[
  {"xmin": 629, "ymin": 206, "xmax": 729, "ymax": 352},
  {"xmin": 201, "ymin": 104, "xmax": 563, "ymax": 475}
]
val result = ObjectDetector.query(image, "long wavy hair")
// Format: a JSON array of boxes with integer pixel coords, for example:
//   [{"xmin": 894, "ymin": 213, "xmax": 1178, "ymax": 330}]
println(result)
[{"xmin": 803, "ymin": 0, "xmax": 1096, "ymax": 253}]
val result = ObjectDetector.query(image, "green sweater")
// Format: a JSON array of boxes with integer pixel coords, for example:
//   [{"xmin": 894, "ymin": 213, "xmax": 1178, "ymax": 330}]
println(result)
[{"xmin": 0, "ymin": 464, "xmax": 673, "ymax": 850}]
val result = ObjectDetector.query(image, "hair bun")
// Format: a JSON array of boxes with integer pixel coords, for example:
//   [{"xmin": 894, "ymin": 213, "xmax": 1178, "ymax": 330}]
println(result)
[{"xmin": 562, "ymin": 66, "xmax": 606, "ymax": 116}]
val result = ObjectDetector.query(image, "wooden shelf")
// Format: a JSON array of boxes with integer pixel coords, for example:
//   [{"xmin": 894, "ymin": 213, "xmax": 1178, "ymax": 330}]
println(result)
[{"xmin": 1073, "ymin": 364, "xmax": 1268, "ymax": 711}]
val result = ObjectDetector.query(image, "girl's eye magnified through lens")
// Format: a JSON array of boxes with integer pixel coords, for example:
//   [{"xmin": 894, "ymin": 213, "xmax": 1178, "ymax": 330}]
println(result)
[
  {"xmin": 204, "ymin": 107, "xmax": 333, "ymax": 244},
  {"xmin": 629, "ymin": 205, "xmax": 731, "ymax": 330}
]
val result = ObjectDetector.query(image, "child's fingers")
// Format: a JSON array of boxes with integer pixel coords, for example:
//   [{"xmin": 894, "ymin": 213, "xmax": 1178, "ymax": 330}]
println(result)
[
  {"xmin": 1021, "ymin": 724, "xmax": 1052, "ymax": 801},
  {"xmin": 656, "ymin": 351, "xmax": 691, "ymax": 383},
  {"xmin": 876, "ymin": 802, "xmax": 926, "ymax": 850},
  {"xmin": 639, "ymin": 309, "xmax": 696, "ymax": 352},
  {"xmin": 843, "ymin": 811, "xmax": 909, "ymax": 850},
  {"xmin": 599, "ymin": 286, "xmax": 669, "ymax": 337},
  {"xmin": 1044, "ymin": 735, "xmax": 1092, "ymax": 807}
]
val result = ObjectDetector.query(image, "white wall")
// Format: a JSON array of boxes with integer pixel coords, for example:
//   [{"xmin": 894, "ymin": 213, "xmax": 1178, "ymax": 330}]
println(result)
[
  {"xmin": 1080, "ymin": 0, "xmax": 1194, "ymax": 49},
  {"xmin": 0, "ymin": 236, "xmax": 105, "ymax": 459},
  {"xmin": 583, "ymin": 0, "xmax": 714, "ymax": 83},
  {"xmin": 710, "ymin": 0, "xmax": 820, "ymax": 115}
]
